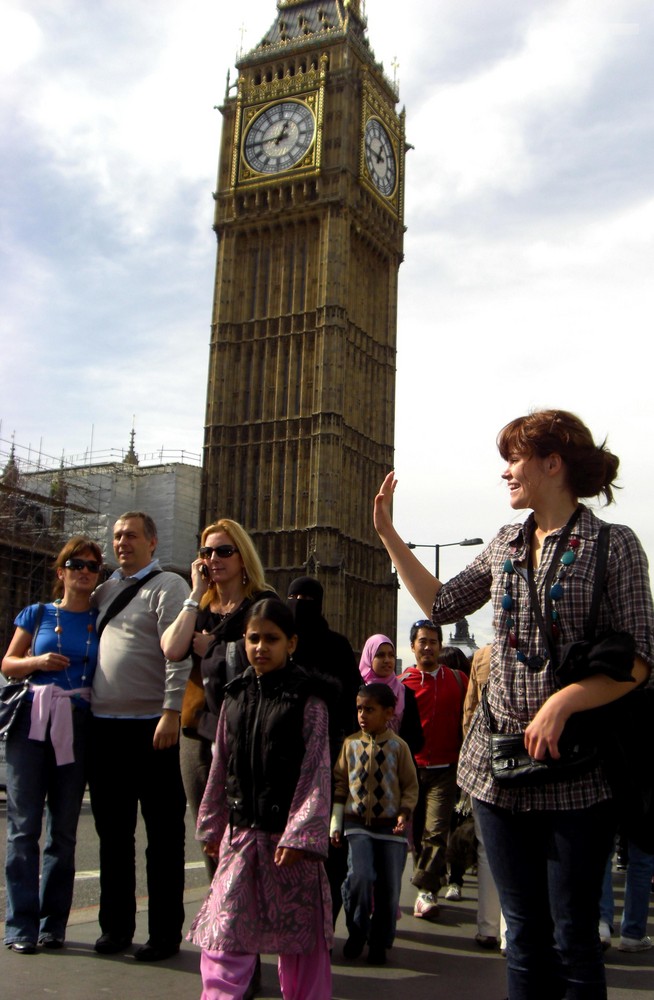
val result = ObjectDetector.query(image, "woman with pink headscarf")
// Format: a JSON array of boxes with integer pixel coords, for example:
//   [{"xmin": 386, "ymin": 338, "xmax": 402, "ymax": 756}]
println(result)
[{"xmin": 358, "ymin": 635, "xmax": 423, "ymax": 755}]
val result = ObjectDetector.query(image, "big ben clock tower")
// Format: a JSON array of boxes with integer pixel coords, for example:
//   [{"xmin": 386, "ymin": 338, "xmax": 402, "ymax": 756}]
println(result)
[{"xmin": 202, "ymin": 0, "xmax": 405, "ymax": 648}]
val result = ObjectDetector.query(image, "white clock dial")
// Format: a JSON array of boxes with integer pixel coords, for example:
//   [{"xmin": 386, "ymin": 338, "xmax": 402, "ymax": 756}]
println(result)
[
  {"xmin": 364, "ymin": 118, "xmax": 397, "ymax": 197},
  {"xmin": 244, "ymin": 101, "xmax": 316, "ymax": 174}
]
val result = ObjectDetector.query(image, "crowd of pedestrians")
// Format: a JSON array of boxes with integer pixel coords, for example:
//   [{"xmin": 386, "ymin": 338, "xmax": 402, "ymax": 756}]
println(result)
[{"xmin": 2, "ymin": 408, "xmax": 653, "ymax": 1000}]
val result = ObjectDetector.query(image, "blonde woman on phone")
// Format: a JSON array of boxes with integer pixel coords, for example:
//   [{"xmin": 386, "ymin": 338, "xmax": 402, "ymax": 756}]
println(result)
[{"xmin": 161, "ymin": 519, "xmax": 275, "ymax": 873}]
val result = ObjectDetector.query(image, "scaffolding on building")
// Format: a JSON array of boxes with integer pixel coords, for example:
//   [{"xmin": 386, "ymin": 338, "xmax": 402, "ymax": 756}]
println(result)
[{"xmin": 0, "ymin": 433, "xmax": 201, "ymax": 656}]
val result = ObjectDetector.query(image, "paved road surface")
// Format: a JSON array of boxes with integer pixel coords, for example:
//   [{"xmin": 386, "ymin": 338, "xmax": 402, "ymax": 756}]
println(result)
[{"xmin": 0, "ymin": 791, "xmax": 652, "ymax": 998}]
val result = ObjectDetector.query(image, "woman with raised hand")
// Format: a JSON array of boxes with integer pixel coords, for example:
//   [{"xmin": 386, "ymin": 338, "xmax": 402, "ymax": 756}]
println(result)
[{"xmin": 373, "ymin": 409, "xmax": 654, "ymax": 1000}]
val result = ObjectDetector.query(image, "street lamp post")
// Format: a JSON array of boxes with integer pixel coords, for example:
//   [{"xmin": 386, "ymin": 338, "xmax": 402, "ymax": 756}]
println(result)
[{"xmin": 406, "ymin": 537, "xmax": 484, "ymax": 579}]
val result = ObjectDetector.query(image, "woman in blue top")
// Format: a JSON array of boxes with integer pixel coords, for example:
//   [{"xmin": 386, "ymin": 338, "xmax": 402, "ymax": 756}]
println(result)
[{"xmin": 2, "ymin": 536, "xmax": 102, "ymax": 953}]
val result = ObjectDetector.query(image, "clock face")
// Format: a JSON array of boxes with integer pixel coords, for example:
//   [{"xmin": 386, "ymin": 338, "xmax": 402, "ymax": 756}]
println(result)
[
  {"xmin": 364, "ymin": 118, "xmax": 397, "ymax": 197},
  {"xmin": 244, "ymin": 101, "xmax": 316, "ymax": 174}
]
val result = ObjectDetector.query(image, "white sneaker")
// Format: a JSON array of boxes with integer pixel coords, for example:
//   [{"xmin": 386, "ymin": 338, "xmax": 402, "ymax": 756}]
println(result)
[
  {"xmin": 598, "ymin": 920, "xmax": 611, "ymax": 950},
  {"xmin": 413, "ymin": 891, "xmax": 439, "ymax": 921},
  {"xmin": 445, "ymin": 883, "xmax": 462, "ymax": 901},
  {"xmin": 618, "ymin": 934, "xmax": 653, "ymax": 952}
]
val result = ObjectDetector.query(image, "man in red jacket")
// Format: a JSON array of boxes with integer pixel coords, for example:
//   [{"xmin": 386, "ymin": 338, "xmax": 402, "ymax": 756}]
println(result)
[{"xmin": 400, "ymin": 620, "xmax": 468, "ymax": 922}]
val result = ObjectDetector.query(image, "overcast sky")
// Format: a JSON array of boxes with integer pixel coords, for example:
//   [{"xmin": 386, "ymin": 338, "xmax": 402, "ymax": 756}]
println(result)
[{"xmin": 2, "ymin": 0, "xmax": 653, "ymax": 661}]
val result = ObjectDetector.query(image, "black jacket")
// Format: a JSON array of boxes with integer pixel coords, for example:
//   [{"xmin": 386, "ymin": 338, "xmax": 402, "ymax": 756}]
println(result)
[
  {"xmin": 223, "ymin": 661, "xmax": 334, "ymax": 834},
  {"xmin": 196, "ymin": 589, "xmax": 277, "ymax": 742}
]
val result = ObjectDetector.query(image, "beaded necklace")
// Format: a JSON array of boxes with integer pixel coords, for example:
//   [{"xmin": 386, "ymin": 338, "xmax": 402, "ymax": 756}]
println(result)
[
  {"xmin": 53, "ymin": 599, "xmax": 95, "ymax": 688},
  {"xmin": 502, "ymin": 507, "xmax": 582, "ymax": 669}
]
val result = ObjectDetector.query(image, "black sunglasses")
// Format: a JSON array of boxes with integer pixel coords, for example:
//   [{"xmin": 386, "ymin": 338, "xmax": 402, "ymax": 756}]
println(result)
[
  {"xmin": 199, "ymin": 545, "xmax": 239, "ymax": 559},
  {"xmin": 65, "ymin": 558, "xmax": 102, "ymax": 573},
  {"xmin": 412, "ymin": 619, "xmax": 434, "ymax": 629}
]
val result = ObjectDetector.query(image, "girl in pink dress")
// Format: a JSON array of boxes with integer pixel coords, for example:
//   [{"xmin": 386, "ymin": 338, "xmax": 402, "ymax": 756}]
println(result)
[{"xmin": 189, "ymin": 598, "xmax": 333, "ymax": 1000}]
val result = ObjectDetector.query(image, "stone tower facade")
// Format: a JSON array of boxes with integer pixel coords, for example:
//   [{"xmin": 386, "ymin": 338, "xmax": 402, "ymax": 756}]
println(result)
[{"xmin": 201, "ymin": 0, "xmax": 405, "ymax": 648}]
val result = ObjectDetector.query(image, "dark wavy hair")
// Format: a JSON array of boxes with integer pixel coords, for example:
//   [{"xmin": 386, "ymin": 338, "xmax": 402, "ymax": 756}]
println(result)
[{"xmin": 497, "ymin": 409, "xmax": 620, "ymax": 505}]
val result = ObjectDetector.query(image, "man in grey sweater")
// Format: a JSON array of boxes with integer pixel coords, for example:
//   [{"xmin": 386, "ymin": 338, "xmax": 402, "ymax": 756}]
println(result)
[{"xmin": 89, "ymin": 511, "xmax": 191, "ymax": 961}]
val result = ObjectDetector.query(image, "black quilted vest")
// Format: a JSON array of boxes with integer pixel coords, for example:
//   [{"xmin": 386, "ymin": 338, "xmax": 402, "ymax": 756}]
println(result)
[{"xmin": 223, "ymin": 663, "xmax": 313, "ymax": 833}]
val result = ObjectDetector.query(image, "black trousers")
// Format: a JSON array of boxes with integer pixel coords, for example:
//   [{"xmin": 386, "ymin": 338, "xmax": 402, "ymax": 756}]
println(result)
[{"xmin": 89, "ymin": 716, "xmax": 186, "ymax": 944}]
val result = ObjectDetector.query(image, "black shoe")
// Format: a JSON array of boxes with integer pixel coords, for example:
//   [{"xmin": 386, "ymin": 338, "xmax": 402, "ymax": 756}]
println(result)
[
  {"xmin": 367, "ymin": 944, "xmax": 387, "ymax": 965},
  {"xmin": 475, "ymin": 933, "xmax": 499, "ymax": 950},
  {"xmin": 343, "ymin": 932, "xmax": 366, "ymax": 960},
  {"xmin": 133, "ymin": 940, "xmax": 180, "ymax": 962},
  {"xmin": 39, "ymin": 935, "xmax": 64, "ymax": 949},
  {"xmin": 7, "ymin": 942, "xmax": 37, "ymax": 955},
  {"xmin": 94, "ymin": 933, "xmax": 133, "ymax": 954}
]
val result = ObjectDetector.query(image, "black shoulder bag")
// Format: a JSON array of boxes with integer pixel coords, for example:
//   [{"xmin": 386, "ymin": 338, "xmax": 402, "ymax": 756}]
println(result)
[
  {"xmin": 0, "ymin": 602, "xmax": 46, "ymax": 741},
  {"xmin": 97, "ymin": 570, "xmax": 161, "ymax": 638}
]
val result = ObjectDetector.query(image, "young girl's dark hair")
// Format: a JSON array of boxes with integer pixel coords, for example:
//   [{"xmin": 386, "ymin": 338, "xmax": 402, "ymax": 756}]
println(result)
[
  {"xmin": 245, "ymin": 598, "xmax": 296, "ymax": 639},
  {"xmin": 358, "ymin": 682, "xmax": 397, "ymax": 710}
]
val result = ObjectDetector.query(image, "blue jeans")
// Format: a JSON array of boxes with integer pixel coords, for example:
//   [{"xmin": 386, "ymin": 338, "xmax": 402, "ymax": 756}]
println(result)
[
  {"xmin": 475, "ymin": 797, "xmax": 615, "ymax": 1000},
  {"xmin": 599, "ymin": 852, "xmax": 614, "ymax": 928},
  {"xmin": 341, "ymin": 833, "xmax": 407, "ymax": 948},
  {"xmin": 4, "ymin": 702, "xmax": 90, "ymax": 945},
  {"xmin": 620, "ymin": 840, "xmax": 654, "ymax": 940},
  {"xmin": 599, "ymin": 838, "xmax": 654, "ymax": 939}
]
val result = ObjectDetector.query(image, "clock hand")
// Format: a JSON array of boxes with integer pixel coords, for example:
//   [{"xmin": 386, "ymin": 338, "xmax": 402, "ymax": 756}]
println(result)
[
  {"xmin": 274, "ymin": 121, "xmax": 290, "ymax": 145},
  {"xmin": 368, "ymin": 139, "xmax": 385, "ymax": 165}
]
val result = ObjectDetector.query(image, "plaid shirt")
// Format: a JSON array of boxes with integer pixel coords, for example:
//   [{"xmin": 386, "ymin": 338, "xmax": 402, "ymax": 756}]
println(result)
[{"xmin": 432, "ymin": 506, "xmax": 654, "ymax": 811}]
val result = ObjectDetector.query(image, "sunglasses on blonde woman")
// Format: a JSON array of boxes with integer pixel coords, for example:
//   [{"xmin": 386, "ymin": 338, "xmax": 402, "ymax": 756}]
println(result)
[{"xmin": 199, "ymin": 545, "xmax": 239, "ymax": 559}]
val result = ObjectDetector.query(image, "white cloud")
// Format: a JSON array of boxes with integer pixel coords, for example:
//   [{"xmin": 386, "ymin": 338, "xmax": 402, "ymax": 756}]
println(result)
[
  {"xmin": 0, "ymin": 3, "xmax": 42, "ymax": 76},
  {"xmin": 2, "ymin": 1, "xmax": 654, "ymax": 649},
  {"xmin": 405, "ymin": 2, "xmax": 639, "ymax": 211},
  {"xmin": 5, "ymin": 3, "xmax": 225, "ymax": 245}
]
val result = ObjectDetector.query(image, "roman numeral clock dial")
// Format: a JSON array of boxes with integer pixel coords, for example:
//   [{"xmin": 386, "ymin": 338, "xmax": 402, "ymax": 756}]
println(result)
[
  {"xmin": 243, "ymin": 100, "xmax": 316, "ymax": 174},
  {"xmin": 364, "ymin": 118, "xmax": 397, "ymax": 198}
]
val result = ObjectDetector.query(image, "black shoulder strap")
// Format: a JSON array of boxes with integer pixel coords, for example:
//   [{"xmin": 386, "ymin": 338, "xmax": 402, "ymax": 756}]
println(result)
[
  {"xmin": 451, "ymin": 668, "xmax": 467, "ymax": 723},
  {"xmin": 450, "ymin": 667, "xmax": 465, "ymax": 700},
  {"xmin": 528, "ymin": 522, "xmax": 611, "ymax": 669},
  {"xmin": 526, "ymin": 507, "xmax": 582, "ymax": 663},
  {"xmin": 31, "ymin": 602, "xmax": 45, "ymax": 646},
  {"xmin": 97, "ymin": 570, "xmax": 161, "ymax": 638},
  {"xmin": 585, "ymin": 524, "xmax": 611, "ymax": 641},
  {"xmin": 480, "ymin": 685, "xmax": 496, "ymax": 733}
]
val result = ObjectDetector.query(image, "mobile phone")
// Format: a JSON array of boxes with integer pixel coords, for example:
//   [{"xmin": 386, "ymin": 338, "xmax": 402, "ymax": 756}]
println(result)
[{"xmin": 199, "ymin": 563, "xmax": 210, "ymax": 580}]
